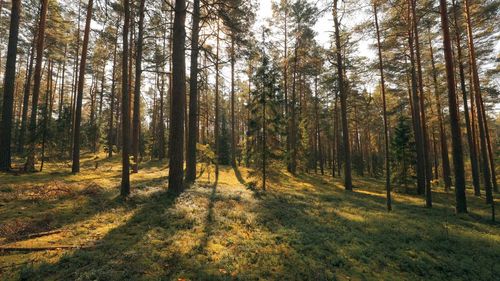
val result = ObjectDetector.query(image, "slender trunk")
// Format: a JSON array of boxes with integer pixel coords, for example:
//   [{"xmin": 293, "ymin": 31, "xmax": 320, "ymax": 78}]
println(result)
[
  {"xmin": 464, "ymin": 0, "xmax": 493, "ymax": 204},
  {"xmin": 374, "ymin": 3, "xmax": 391, "ymax": 211},
  {"xmin": 167, "ymin": 0, "xmax": 187, "ymax": 193},
  {"xmin": 214, "ymin": 19, "xmax": 220, "ymax": 181},
  {"xmin": 186, "ymin": 0, "xmax": 200, "ymax": 182},
  {"xmin": 407, "ymin": 2, "xmax": 426, "ymax": 198},
  {"xmin": 428, "ymin": 30, "xmax": 452, "ymax": 191},
  {"xmin": 71, "ymin": 0, "xmax": 93, "ymax": 173},
  {"xmin": 132, "ymin": 0, "xmax": 145, "ymax": 173},
  {"xmin": 18, "ymin": 40, "xmax": 36, "ymax": 155},
  {"xmin": 108, "ymin": 27, "xmax": 119, "ymax": 158},
  {"xmin": 230, "ymin": 35, "xmax": 236, "ymax": 167},
  {"xmin": 25, "ymin": 0, "xmax": 49, "ymax": 172},
  {"xmin": 439, "ymin": 0, "xmax": 467, "ymax": 213},
  {"xmin": 0, "ymin": 0, "xmax": 21, "ymax": 171},
  {"xmin": 410, "ymin": 0, "xmax": 432, "ymax": 207}
]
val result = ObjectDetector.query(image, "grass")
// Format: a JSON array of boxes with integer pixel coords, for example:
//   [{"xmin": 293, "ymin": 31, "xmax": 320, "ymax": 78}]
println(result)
[{"xmin": 0, "ymin": 155, "xmax": 499, "ymax": 280}]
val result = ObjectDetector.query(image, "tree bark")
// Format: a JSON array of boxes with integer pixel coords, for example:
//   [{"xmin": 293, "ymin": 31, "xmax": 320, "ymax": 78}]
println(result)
[
  {"xmin": 71, "ymin": 0, "xmax": 94, "ymax": 173},
  {"xmin": 439, "ymin": 0, "xmax": 467, "ymax": 213},
  {"xmin": 121, "ymin": 0, "xmax": 131, "ymax": 196},
  {"xmin": 334, "ymin": 0, "xmax": 352, "ymax": 190},
  {"xmin": 168, "ymin": 0, "xmax": 187, "ymax": 193},
  {"xmin": 25, "ymin": 0, "xmax": 49, "ymax": 172},
  {"xmin": 186, "ymin": 0, "xmax": 201, "ymax": 182},
  {"xmin": 464, "ymin": 0, "xmax": 493, "ymax": 204},
  {"xmin": 132, "ymin": 0, "xmax": 146, "ymax": 173},
  {"xmin": 0, "ymin": 0, "xmax": 21, "ymax": 171},
  {"xmin": 374, "ymin": 2, "xmax": 391, "ymax": 211}
]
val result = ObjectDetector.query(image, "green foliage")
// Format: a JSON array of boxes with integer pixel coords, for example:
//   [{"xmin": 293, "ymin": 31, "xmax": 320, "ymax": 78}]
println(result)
[{"xmin": 391, "ymin": 116, "xmax": 416, "ymax": 188}]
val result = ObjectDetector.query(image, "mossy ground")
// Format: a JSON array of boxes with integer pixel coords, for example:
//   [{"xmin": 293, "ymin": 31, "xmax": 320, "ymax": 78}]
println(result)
[{"xmin": 0, "ymin": 155, "xmax": 499, "ymax": 280}]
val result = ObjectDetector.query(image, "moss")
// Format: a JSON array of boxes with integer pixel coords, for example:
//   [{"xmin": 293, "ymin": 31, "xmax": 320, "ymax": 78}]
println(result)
[{"xmin": 0, "ymin": 157, "xmax": 499, "ymax": 280}]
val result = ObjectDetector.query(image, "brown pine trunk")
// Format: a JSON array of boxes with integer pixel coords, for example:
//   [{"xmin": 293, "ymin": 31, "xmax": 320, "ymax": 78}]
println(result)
[
  {"xmin": 186, "ymin": 0, "xmax": 201, "ymax": 182},
  {"xmin": 374, "ymin": 2, "xmax": 391, "ymax": 211},
  {"xmin": 428, "ymin": 30, "xmax": 452, "ymax": 190},
  {"xmin": 25, "ymin": 0, "xmax": 49, "ymax": 172},
  {"xmin": 410, "ymin": 0, "xmax": 432, "ymax": 207},
  {"xmin": 71, "ymin": 0, "xmax": 94, "ymax": 173},
  {"xmin": 451, "ymin": 0, "xmax": 481, "ymax": 196},
  {"xmin": 334, "ymin": 0, "xmax": 352, "ymax": 190},
  {"xmin": 121, "ymin": 0, "xmax": 131, "ymax": 196},
  {"xmin": 167, "ymin": 0, "xmax": 187, "ymax": 193},
  {"xmin": 439, "ymin": 0, "xmax": 467, "ymax": 213},
  {"xmin": 464, "ymin": 0, "xmax": 493, "ymax": 204},
  {"xmin": 406, "ymin": 1, "xmax": 426, "ymax": 198},
  {"xmin": 214, "ymin": 19, "xmax": 220, "ymax": 182},
  {"xmin": 108, "ymin": 23, "xmax": 119, "ymax": 159},
  {"xmin": 132, "ymin": 0, "xmax": 146, "ymax": 173},
  {"xmin": 0, "ymin": 0, "xmax": 21, "ymax": 171}
]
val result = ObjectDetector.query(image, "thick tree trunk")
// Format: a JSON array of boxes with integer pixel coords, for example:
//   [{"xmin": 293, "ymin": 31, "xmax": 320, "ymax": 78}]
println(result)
[
  {"xmin": 334, "ymin": 0, "xmax": 352, "ymax": 190},
  {"xmin": 439, "ymin": 0, "xmax": 467, "ymax": 213},
  {"xmin": 186, "ymin": 0, "xmax": 200, "ymax": 182},
  {"xmin": 71, "ymin": 0, "xmax": 94, "ymax": 173},
  {"xmin": 0, "ymin": 0, "xmax": 21, "ymax": 171},
  {"xmin": 168, "ymin": 0, "xmax": 187, "ymax": 193},
  {"xmin": 121, "ymin": 0, "xmax": 131, "ymax": 196}
]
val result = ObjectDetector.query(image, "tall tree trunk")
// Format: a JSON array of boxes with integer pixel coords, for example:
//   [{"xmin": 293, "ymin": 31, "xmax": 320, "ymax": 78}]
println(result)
[
  {"xmin": 186, "ymin": 0, "xmax": 200, "ymax": 182},
  {"xmin": 0, "ymin": 0, "xmax": 21, "ymax": 171},
  {"xmin": 168, "ymin": 0, "xmax": 187, "ymax": 193},
  {"xmin": 428, "ymin": 30, "xmax": 452, "ymax": 191},
  {"xmin": 464, "ymin": 0, "xmax": 493, "ymax": 204},
  {"xmin": 333, "ymin": 0, "xmax": 352, "ymax": 190},
  {"xmin": 132, "ymin": 0, "xmax": 145, "ymax": 173},
  {"xmin": 439, "ymin": 0, "xmax": 467, "ymax": 213},
  {"xmin": 410, "ymin": 0, "xmax": 432, "ymax": 207},
  {"xmin": 25, "ymin": 0, "xmax": 49, "ymax": 172},
  {"xmin": 214, "ymin": 19, "xmax": 220, "ymax": 182},
  {"xmin": 451, "ymin": 0, "xmax": 481, "ymax": 196},
  {"xmin": 406, "ymin": 1, "xmax": 426, "ymax": 198},
  {"xmin": 230, "ymin": 35, "xmax": 236, "ymax": 167},
  {"xmin": 108, "ymin": 26, "xmax": 119, "ymax": 158},
  {"xmin": 71, "ymin": 0, "xmax": 93, "ymax": 173},
  {"xmin": 121, "ymin": 0, "xmax": 131, "ymax": 196},
  {"xmin": 374, "ymin": 2, "xmax": 391, "ymax": 211},
  {"xmin": 18, "ymin": 40, "xmax": 35, "ymax": 155}
]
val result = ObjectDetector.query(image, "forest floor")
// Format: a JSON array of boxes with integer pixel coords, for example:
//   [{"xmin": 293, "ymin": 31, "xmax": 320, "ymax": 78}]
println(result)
[{"xmin": 0, "ymin": 154, "xmax": 499, "ymax": 281}]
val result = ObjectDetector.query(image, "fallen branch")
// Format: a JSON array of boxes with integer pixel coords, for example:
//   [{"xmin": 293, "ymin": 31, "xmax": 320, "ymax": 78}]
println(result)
[
  {"xmin": 26, "ymin": 229, "xmax": 62, "ymax": 239},
  {"xmin": 0, "ymin": 245, "xmax": 91, "ymax": 252}
]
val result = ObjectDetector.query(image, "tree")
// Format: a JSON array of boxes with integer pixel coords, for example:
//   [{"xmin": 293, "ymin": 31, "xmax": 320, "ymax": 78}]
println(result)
[
  {"xmin": 186, "ymin": 0, "xmax": 200, "ymax": 183},
  {"xmin": 71, "ymin": 0, "xmax": 94, "ymax": 174},
  {"xmin": 438, "ymin": 0, "xmax": 467, "ymax": 213},
  {"xmin": 132, "ymin": 0, "xmax": 146, "ymax": 173},
  {"xmin": 168, "ymin": 0, "xmax": 187, "ymax": 193},
  {"xmin": 25, "ymin": 0, "xmax": 49, "ymax": 172},
  {"xmin": 121, "ymin": 0, "xmax": 131, "ymax": 196},
  {"xmin": 333, "ymin": 0, "xmax": 352, "ymax": 190},
  {"xmin": 0, "ymin": 0, "xmax": 21, "ymax": 171},
  {"xmin": 373, "ymin": 0, "xmax": 391, "ymax": 211}
]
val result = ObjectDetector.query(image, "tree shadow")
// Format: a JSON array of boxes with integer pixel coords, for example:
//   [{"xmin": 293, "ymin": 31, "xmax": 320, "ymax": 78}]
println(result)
[{"xmin": 252, "ymin": 172, "xmax": 500, "ymax": 280}]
